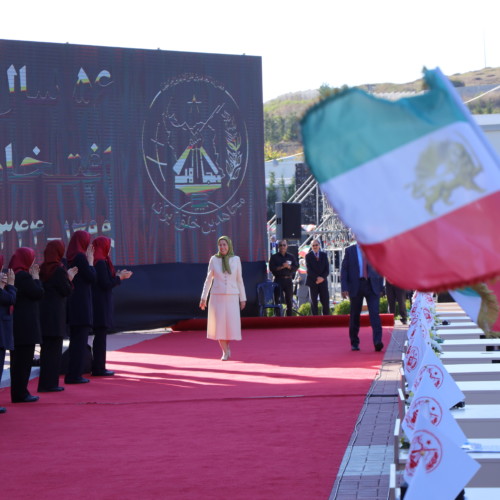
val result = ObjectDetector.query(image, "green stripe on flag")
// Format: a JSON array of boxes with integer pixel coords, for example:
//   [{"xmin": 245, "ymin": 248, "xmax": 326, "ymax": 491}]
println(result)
[{"xmin": 301, "ymin": 69, "xmax": 470, "ymax": 184}]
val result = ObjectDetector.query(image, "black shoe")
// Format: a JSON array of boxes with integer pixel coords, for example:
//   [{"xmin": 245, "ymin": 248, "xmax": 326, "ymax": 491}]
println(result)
[
  {"xmin": 401, "ymin": 319, "xmax": 408, "ymax": 325},
  {"xmin": 92, "ymin": 370, "xmax": 115, "ymax": 377},
  {"xmin": 64, "ymin": 377, "xmax": 90, "ymax": 384},
  {"xmin": 375, "ymin": 342, "xmax": 384, "ymax": 352},
  {"xmin": 0, "ymin": 407, "xmax": 6, "ymax": 413},
  {"xmin": 12, "ymin": 395, "xmax": 39, "ymax": 403},
  {"xmin": 351, "ymin": 345, "xmax": 360, "ymax": 351},
  {"xmin": 38, "ymin": 387, "xmax": 65, "ymax": 393}
]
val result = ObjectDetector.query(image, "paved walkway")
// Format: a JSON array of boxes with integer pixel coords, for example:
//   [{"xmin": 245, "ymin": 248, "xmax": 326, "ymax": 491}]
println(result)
[{"xmin": 329, "ymin": 323, "xmax": 407, "ymax": 500}]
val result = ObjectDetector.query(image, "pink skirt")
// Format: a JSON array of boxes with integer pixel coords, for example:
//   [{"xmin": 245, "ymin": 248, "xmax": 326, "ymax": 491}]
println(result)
[{"xmin": 207, "ymin": 294, "xmax": 242, "ymax": 341}]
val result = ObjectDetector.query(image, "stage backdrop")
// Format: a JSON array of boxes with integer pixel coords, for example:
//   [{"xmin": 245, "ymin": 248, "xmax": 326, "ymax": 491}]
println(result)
[{"xmin": 0, "ymin": 39, "xmax": 267, "ymax": 329}]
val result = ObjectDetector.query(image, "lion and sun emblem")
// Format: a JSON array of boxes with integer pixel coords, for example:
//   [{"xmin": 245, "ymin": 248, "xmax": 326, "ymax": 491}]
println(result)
[{"xmin": 406, "ymin": 136, "xmax": 484, "ymax": 215}]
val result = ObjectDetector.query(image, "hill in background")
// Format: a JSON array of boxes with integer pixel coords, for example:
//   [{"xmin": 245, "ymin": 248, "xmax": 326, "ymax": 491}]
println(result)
[{"xmin": 264, "ymin": 67, "xmax": 500, "ymax": 159}]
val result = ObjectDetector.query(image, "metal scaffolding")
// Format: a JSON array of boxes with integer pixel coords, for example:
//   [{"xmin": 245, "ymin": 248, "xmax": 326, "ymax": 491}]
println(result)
[{"xmin": 268, "ymin": 174, "xmax": 354, "ymax": 302}]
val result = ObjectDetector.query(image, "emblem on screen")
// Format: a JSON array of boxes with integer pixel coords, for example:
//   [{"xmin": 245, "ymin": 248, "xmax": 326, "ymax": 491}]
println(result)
[{"xmin": 142, "ymin": 74, "xmax": 248, "ymax": 232}]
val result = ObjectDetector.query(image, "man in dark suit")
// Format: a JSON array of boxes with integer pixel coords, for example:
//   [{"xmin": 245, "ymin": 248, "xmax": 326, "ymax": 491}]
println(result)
[
  {"xmin": 341, "ymin": 243, "xmax": 384, "ymax": 352},
  {"xmin": 269, "ymin": 239, "xmax": 298, "ymax": 316},
  {"xmin": 306, "ymin": 239, "xmax": 330, "ymax": 315},
  {"xmin": 386, "ymin": 280, "xmax": 408, "ymax": 325}
]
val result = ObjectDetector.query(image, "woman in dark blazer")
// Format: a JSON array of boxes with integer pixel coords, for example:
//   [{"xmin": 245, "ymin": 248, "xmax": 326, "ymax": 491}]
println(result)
[
  {"xmin": 0, "ymin": 256, "xmax": 16, "ymax": 413},
  {"xmin": 9, "ymin": 247, "xmax": 44, "ymax": 403},
  {"xmin": 38, "ymin": 240, "xmax": 78, "ymax": 392},
  {"xmin": 65, "ymin": 231, "xmax": 96, "ymax": 384},
  {"xmin": 91, "ymin": 236, "xmax": 132, "ymax": 376}
]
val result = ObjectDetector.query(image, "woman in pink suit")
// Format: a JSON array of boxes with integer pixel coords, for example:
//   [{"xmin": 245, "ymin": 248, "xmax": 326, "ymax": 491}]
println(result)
[{"xmin": 199, "ymin": 236, "xmax": 246, "ymax": 360}]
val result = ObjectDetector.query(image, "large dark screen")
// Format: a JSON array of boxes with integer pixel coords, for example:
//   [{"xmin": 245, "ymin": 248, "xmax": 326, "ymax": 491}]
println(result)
[{"xmin": 0, "ymin": 39, "xmax": 266, "ymax": 266}]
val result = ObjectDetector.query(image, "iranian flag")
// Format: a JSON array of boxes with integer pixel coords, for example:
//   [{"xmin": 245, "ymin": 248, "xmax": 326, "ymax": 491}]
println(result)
[
  {"xmin": 301, "ymin": 68, "xmax": 500, "ymax": 291},
  {"xmin": 450, "ymin": 282, "xmax": 500, "ymax": 336}
]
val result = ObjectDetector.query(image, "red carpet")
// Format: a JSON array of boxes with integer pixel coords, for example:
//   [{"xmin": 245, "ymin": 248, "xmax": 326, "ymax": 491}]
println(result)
[
  {"xmin": 1, "ymin": 326, "xmax": 391, "ymax": 499},
  {"xmin": 172, "ymin": 313, "xmax": 395, "ymax": 331}
]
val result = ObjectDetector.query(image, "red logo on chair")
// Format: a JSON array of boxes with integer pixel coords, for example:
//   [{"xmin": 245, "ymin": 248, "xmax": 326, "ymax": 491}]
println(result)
[
  {"xmin": 413, "ymin": 364, "xmax": 444, "ymax": 391},
  {"xmin": 423, "ymin": 308, "xmax": 432, "ymax": 323},
  {"xmin": 408, "ymin": 321, "xmax": 418, "ymax": 340},
  {"xmin": 409, "ymin": 315, "xmax": 419, "ymax": 329},
  {"xmin": 406, "ymin": 429, "xmax": 442, "ymax": 477},
  {"xmin": 406, "ymin": 345, "xmax": 420, "ymax": 372},
  {"xmin": 405, "ymin": 397, "xmax": 442, "ymax": 431},
  {"xmin": 409, "ymin": 323, "xmax": 428, "ymax": 343}
]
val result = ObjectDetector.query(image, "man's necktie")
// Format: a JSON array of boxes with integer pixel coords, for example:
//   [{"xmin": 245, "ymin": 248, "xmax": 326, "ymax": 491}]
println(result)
[{"xmin": 362, "ymin": 258, "xmax": 368, "ymax": 278}]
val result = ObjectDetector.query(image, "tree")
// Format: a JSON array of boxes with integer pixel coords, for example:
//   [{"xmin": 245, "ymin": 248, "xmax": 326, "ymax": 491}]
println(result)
[
  {"xmin": 266, "ymin": 171, "xmax": 278, "ymax": 220},
  {"xmin": 264, "ymin": 111, "xmax": 301, "ymax": 144},
  {"xmin": 278, "ymin": 174, "xmax": 286, "ymax": 201},
  {"xmin": 285, "ymin": 176, "xmax": 296, "ymax": 201},
  {"xmin": 319, "ymin": 83, "xmax": 335, "ymax": 99},
  {"xmin": 318, "ymin": 83, "xmax": 349, "ymax": 100},
  {"xmin": 264, "ymin": 142, "xmax": 281, "ymax": 161},
  {"xmin": 278, "ymin": 174, "xmax": 296, "ymax": 202}
]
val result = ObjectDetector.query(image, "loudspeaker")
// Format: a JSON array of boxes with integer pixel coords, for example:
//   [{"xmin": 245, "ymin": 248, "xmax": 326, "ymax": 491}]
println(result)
[
  {"xmin": 275, "ymin": 202, "xmax": 301, "ymax": 240},
  {"xmin": 287, "ymin": 244, "xmax": 299, "ymax": 266}
]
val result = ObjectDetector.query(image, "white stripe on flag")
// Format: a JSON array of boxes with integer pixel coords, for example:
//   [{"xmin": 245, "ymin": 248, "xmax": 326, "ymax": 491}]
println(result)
[
  {"xmin": 319, "ymin": 121, "xmax": 500, "ymax": 244},
  {"xmin": 449, "ymin": 288, "xmax": 480, "ymax": 324}
]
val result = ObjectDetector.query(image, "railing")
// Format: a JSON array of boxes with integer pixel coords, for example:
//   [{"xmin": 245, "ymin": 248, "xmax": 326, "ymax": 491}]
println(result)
[{"xmin": 267, "ymin": 173, "xmax": 354, "ymax": 303}]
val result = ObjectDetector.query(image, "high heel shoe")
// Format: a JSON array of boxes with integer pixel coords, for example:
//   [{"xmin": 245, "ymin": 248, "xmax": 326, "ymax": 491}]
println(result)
[
  {"xmin": 221, "ymin": 352, "xmax": 229, "ymax": 361},
  {"xmin": 226, "ymin": 346, "xmax": 231, "ymax": 359}
]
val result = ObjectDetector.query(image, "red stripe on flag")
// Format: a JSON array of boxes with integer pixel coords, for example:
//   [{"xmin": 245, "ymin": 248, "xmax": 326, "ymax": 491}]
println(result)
[{"xmin": 363, "ymin": 191, "xmax": 500, "ymax": 292}]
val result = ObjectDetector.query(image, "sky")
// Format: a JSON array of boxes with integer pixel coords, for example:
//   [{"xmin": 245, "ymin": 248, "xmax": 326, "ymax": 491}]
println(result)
[{"xmin": 3, "ymin": 0, "xmax": 500, "ymax": 102}]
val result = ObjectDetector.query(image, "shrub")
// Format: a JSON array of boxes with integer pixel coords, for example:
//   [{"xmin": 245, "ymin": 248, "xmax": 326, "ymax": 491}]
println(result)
[
  {"xmin": 379, "ymin": 297, "xmax": 388, "ymax": 313},
  {"xmin": 297, "ymin": 303, "xmax": 332, "ymax": 315},
  {"xmin": 298, "ymin": 303, "xmax": 311, "ymax": 316},
  {"xmin": 333, "ymin": 300, "xmax": 351, "ymax": 315}
]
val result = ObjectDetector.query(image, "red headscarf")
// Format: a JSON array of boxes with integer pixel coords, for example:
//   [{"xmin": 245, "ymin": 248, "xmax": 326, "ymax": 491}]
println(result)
[
  {"xmin": 92, "ymin": 236, "xmax": 115, "ymax": 276},
  {"xmin": 40, "ymin": 240, "xmax": 65, "ymax": 282},
  {"xmin": 8, "ymin": 247, "xmax": 36, "ymax": 274},
  {"xmin": 66, "ymin": 230, "xmax": 91, "ymax": 264}
]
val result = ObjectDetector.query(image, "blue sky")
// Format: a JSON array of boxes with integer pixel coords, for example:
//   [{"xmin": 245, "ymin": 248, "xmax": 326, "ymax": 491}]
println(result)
[{"xmin": 3, "ymin": 0, "xmax": 500, "ymax": 101}]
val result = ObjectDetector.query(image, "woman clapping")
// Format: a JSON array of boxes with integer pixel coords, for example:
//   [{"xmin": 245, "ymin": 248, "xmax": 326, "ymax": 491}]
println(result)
[
  {"xmin": 91, "ymin": 236, "xmax": 132, "ymax": 376},
  {"xmin": 38, "ymin": 240, "xmax": 78, "ymax": 392},
  {"xmin": 9, "ymin": 247, "xmax": 44, "ymax": 403},
  {"xmin": 65, "ymin": 231, "xmax": 96, "ymax": 384}
]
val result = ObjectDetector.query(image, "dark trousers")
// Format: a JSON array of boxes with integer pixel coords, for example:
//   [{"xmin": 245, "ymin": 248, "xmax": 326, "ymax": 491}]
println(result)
[
  {"xmin": 308, "ymin": 281, "xmax": 330, "ymax": 315},
  {"xmin": 0, "ymin": 347, "xmax": 5, "ymax": 384},
  {"xmin": 38, "ymin": 336, "xmax": 63, "ymax": 390},
  {"xmin": 66, "ymin": 325, "xmax": 91, "ymax": 381},
  {"xmin": 349, "ymin": 279, "xmax": 382, "ymax": 347},
  {"xmin": 276, "ymin": 278, "xmax": 294, "ymax": 316},
  {"xmin": 386, "ymin": 282, "xmax": 407, "ymax": 322},
  {"xmin": 92, "ymin": 327, "xmax": 108, "ymax": 374},
  {"xmin": 10, "ymin": 344, "xmax": 35, "ymax": 402}
]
